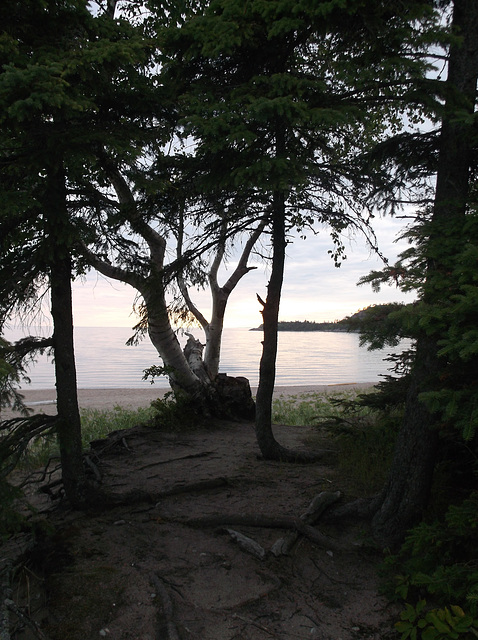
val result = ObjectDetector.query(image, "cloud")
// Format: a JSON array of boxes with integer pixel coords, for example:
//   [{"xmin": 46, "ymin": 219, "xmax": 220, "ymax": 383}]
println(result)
[{"xmin": 70, "ymin": 215, "xmax": 415, "ymax": 328}]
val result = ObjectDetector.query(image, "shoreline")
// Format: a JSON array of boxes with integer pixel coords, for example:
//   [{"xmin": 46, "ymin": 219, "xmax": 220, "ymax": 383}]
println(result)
[{"xmin": 1, "ymin": 383, "xmax": 375, "ymax": 419}]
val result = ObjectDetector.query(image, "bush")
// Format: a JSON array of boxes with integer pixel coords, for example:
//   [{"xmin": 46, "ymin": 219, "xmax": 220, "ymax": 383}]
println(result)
[
  {"xmin": 386, "ymin": 493, "xmax": 478, "ymax": 638},
  {"xmin": 150, "ymin": 393, "xmax": 203, "ymax": 431},
  {"xmin": 271, "ymin": 389, "xmax": 400, "ymax": 496}
]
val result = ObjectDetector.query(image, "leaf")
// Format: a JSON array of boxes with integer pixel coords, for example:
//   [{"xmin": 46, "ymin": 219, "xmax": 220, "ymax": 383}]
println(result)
[
  {"xmin": 426, "ymin": 611, "xmax": 451, "ymax": 634},
  {"xmin": 422, "ymin": 628, "xmax": 439, "ymax": 640}
]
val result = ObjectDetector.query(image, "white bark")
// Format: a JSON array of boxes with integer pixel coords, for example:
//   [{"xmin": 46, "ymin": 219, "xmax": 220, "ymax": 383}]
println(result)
[{"xmin": 178, "ymin": 216, "xmax": 268, "ymax": 379}]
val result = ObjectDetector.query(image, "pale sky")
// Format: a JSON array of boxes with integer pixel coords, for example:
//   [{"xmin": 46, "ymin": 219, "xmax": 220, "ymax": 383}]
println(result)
[{"xmin": 71, "ymin": 214, "xmax": 416, "ymax": 329}]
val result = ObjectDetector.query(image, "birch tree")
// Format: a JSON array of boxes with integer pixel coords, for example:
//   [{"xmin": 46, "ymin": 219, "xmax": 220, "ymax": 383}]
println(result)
[{"xmin": 162, "ymin": 0, "xmax": 440, "ymax": 459}]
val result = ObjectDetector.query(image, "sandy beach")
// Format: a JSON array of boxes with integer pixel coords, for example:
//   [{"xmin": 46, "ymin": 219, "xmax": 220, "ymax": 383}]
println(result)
[{"xmin": 1, "ymin": 382, "xmax": 375, "ymax": 419}]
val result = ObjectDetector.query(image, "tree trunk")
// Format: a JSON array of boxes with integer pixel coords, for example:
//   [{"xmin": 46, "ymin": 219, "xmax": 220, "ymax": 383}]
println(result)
[
  {"xmin": 255, "ymin": 191, "xmax": 287, "ymax": 458},
  {"xmin": 145, "ymin": 287, "xmax": 205, "ymax": 397},
  {"xmin": 46, "ymin": 164, "xmax": 89, "ymax": 508},
  {"xmin": 372, "ymin": 339, "xmax": 439, "ymax": 545},
  {"xmin": 203, "ymin": 290, "xmax": 227, "ymax": 379},
  {"xmin": 372, "ymin": 0, "xmax": 478, "ymax": 548}
]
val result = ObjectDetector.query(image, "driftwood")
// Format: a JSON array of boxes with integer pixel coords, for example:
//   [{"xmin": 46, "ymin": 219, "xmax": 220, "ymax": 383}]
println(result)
[
  {"xmin": 271, "ymin": 490, "xmax": 341, "ymax": 556},
  {"xmin": 223, "ymin": 529, "xmax": 266, "ymax": 560},
  {"xmin": 175, "ymin": 491, "xmax": 345, "ymax": 557}
]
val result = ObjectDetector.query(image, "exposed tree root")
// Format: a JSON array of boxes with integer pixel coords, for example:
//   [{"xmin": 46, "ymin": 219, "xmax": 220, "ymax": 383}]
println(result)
[
  {"xmin": 151, "ymin": 574, "xmax": 180, "ymax": 640},
  {"xmin": 271, "ymin": 491, "xmax": 341, "ymax": 556},
  {"xmin": 257, "ymin": 444, "xmax": 328, "ymax": 464},
  {"xmin": 4, "ymin": 599, "xmax": 52, "ymax": 640},
  {"xmin": 175, "ymin": 491, "xmax": 349, "ymax": 555}
]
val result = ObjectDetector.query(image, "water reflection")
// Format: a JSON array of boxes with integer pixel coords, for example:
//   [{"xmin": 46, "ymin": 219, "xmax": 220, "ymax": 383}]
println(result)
[{"xmin": 4, "ymin": 327, "xmax": 410, "ymax": 390}]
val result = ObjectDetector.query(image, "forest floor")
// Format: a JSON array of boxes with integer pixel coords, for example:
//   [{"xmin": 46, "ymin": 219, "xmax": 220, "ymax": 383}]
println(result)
[{"xmin": 5, "ymin": 416, "xmax": 400, "ymax": 640}]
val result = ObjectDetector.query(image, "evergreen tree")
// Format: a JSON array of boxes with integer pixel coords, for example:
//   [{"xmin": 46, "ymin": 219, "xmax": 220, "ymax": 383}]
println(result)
[
  {"xmin": 0, "ymin": 0, "xmax": 152, "ymax": 504},
  {"xmin": 357, "ymin": 0, "xmax": 478, "ymax": 547},
  {"xmin": 161, "ymin": 0, "xmax": 441, "ymax": 459}
]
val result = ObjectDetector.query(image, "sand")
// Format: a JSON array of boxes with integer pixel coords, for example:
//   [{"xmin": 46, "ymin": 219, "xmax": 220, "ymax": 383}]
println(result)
[{"xmin": 1, "ymin": 382, "xmax": 375, "ymax": 419}]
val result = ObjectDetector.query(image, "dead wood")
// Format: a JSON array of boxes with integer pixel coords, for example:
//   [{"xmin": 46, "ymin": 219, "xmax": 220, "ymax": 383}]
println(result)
[
  {"xmin": 151, "ymin": 574, "xmax": 180, "ymax": 640},
  {"xmin": 223, "ymin": 529, "xmax": 266, "ymax": 560},
  {"xmin": 139, "ymin": 451, "xmax": 215, "ymax": 470},
  {"xmin": 271, "ymin": 490, "xmax": 341, "ymax": 556}
]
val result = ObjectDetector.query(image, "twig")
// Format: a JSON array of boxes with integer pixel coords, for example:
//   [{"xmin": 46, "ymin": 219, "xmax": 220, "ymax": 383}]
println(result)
[{"xmin": 139, "ymin": 451, "xmax": 214, "ymax": 470}]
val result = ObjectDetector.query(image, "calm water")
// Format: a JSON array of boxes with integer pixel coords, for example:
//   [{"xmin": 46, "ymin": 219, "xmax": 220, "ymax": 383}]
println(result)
[{"xmin": 4, "ymin": 326, "xmax": 410, "ymax": 390}]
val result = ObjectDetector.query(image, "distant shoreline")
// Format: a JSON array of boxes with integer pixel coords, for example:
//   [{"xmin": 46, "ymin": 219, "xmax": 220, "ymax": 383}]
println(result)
[
  {"xmin": 1, "ymin": 383, "xmax": 376, "ymax": 419},
  {"xmin": 250, "ymin": 320, "xmax": 356, "ymax": 332}
]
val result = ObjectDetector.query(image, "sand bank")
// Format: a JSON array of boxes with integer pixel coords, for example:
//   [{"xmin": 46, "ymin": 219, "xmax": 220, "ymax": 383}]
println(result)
[{"xmin": 1, "ymin": 382, "xmax": 375, "ymax": 419}]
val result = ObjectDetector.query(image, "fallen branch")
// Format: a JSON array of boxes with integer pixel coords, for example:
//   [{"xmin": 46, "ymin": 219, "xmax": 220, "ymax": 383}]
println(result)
[
  {"xmin": 140, "ymin": 451, "xmax": 215, "ymax": 471},
  {"xmin": 271, "ymin": 491, "xmax": 341, "ymax": 556},
  {"xmin": 223, "ymin": 529, "xmax": 266, "ymax": 560}
]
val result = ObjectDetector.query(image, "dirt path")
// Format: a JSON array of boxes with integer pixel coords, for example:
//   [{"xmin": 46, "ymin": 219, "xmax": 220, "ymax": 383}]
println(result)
[{"xmin": 7, "ymin": 418, "xmax": 399, "ymax": 640}]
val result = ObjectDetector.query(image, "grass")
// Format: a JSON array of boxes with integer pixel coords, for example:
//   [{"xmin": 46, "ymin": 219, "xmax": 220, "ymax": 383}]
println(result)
[
  {"xmin": 16, "ymin": 390, "xmax": 399, "ymax": 497},
  {"xmin": 79, "ymin": 405, "xmax": 155, "ymax": 446},
  {"xmin": 271, "ymin": 389, "xmax": 366, "ymax": 426},
  {"xmin": 271, "ymin": 389, "xmax": 400, "ymax": 496},
  {"xmin": 18, "ymin": 405, "xmax": 156, "ymax": 470}
]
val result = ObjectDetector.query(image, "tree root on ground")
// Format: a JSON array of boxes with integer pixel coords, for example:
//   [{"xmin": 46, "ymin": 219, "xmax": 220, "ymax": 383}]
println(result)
[
  {"xmin": 174, "ymin": 491, "xmax": 348, "ymax": 558},
  {"xmin": 151, "ymin": 573, "xmax": 180, "ymax": 640}
]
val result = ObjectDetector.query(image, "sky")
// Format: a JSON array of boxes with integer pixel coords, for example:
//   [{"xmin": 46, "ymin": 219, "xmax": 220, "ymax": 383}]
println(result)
[{"xmin": 70, "ymin": 213, "xmax": 416, "ymax": 329}]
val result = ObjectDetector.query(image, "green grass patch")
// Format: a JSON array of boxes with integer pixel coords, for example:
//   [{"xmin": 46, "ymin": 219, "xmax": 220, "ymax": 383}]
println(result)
[
  {"xmin": 79, "ymin": 405, "xmax": 155, "ymax": 446},
  {"xmin": 272, "ymin": 390, "xmax": 400, "ymax": 497},
  {"xmin": 271, "ymin": 390, "xmax": 364, "ymax": 426},
  {"xmin": 15, "ymin": 405, "xmax": 156, "ymax": 470}
]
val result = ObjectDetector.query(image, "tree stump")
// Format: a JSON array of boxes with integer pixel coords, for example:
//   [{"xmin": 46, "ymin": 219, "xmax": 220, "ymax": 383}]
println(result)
[{"xmin": 214, "ymin": 374, "xmax": 255, "ymax": 420}]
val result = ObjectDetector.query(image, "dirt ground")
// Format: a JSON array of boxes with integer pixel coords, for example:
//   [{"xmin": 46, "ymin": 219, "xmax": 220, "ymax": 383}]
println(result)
[{"xmin": 4, "ymin": 415, "xmax": 400, "ymax": 640}]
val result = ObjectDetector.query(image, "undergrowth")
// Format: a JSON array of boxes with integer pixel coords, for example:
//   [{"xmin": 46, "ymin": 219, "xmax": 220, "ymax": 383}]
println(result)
[
  {"xmin": 273, "ymin": 389, "xmax": 400, "ymax": 496},
  {"xmin": 270, "ymin": 390, "xmax": 358, "ymax": 426},
  {"xmin": 385, "ymin": 492, "xmax": 478, "ymax": 639},
  {"xmin": 13, "ymin": 405, "xmax": 156, "ymax": 471},
  {"xmin": 150, "ymin": 392, "xmax": 204, "ymax": 431}
]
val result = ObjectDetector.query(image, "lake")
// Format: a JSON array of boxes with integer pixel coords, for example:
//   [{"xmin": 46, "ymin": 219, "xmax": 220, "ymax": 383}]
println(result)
[{"xmin": 4, "ymin": 326, "xmax": 410, "ymax": 390}]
